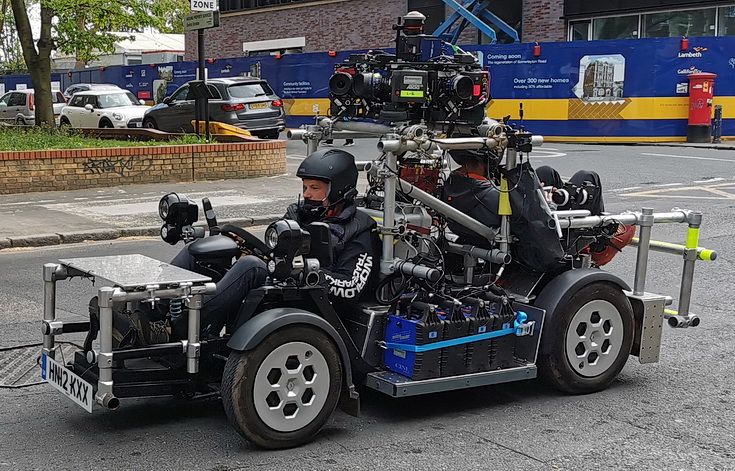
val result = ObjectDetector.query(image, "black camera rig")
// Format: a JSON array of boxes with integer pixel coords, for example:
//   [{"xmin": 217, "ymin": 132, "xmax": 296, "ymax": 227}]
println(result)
[{"xmin": 328, "ymin": 11, "xmax": 490, "ymax": 130}]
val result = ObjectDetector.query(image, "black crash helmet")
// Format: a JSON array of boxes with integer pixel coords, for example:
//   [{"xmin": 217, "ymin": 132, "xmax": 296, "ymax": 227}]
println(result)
[{"xmin": 296, "ymin": 148, "xmax": 358, "ymax": 203}]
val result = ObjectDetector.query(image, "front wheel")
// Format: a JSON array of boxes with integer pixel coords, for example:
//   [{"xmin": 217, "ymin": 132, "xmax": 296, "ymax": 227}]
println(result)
[
  {"xmin": 143, "ymin": 117, "xmax": 157, "ymax": 129},
  {"xmin": 221, "ymin": 325, "xmax": 342, "ymax": 449},
  {"xmin": 537, "ymin": 282, "xmax": 634, "ymax": 394}
]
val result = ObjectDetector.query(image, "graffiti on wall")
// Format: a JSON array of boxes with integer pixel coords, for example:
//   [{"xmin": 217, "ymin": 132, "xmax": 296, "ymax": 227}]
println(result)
[{"xmin": 83, "ymin": 156, "xmax": 154, "ymax": 176}]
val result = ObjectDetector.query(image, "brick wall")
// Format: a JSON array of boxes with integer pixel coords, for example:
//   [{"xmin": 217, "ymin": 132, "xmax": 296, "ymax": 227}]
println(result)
[
  {"xmin": 522, "ymin": 0, "xmax": 566, "ymax": 43},
  {"xmin": 0, "ymin": 141, "xmax": 286, "ymax": 195},
  {"xmin": 187, "ymin": 0, "xmax": 406, "ymax": 60}
]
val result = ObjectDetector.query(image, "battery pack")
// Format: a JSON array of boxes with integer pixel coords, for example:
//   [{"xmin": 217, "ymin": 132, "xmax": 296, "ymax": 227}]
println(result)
[{"xmin": 383, "ymin": 302, "xmax": 443, "ymax": 380}]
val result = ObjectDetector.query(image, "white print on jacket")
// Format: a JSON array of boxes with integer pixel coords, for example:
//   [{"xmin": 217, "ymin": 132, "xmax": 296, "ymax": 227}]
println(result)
[{"xmin": 325, "ymin": 253, "xmax": 373, "ymax": 299}]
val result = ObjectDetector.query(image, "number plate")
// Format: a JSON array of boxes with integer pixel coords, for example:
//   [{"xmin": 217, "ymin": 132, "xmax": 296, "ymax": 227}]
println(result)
[
  {"xmin": 41, "ymin": 354, "xmax": 94, "ymax": 412},
  {"xmin": 129, "ymin": 122, "xmax": 141, "ymax": 127},
  {"xmin": 249, "ymin": 102, "xmax": 269, "ymax": 109}
]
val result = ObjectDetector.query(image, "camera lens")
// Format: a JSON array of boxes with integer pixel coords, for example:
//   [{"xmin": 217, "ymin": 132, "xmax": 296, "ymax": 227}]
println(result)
[
  {"xmin": 577, "ymin": 188, "xmax": 589, "ymax": 206},
  {"xmin": 445, "ymin": 75, "xmax": 474, "ymax": 100},
  {"xmin": 329, "ymin": 72, "xmax": 353, "ymax": 96},
  {"xmin": 551, "ymin": 188, "xmax": 570, "ymax": 207}
]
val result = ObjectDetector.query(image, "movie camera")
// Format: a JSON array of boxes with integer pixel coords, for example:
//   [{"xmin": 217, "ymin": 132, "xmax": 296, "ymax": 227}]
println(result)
[{"xmin": 328, "ymin": 11, "xmax": 490, "ymax": 129}]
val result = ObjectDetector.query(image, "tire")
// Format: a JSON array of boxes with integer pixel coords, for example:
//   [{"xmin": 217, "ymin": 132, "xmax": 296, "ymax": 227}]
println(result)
[
  {"xmin": 99, "ymin": 119, "xmax": 113, "ymax": 128},
  {"xmin": 143, "ymin": 117, "xmax": 157, "ymax": 129},
  {"xmin": 262, "ymin": 129, "xmax": 280, "ymax": 140},
  {"xmin": 15, "ymin": 116, "xmax": 25, "ymax": 126},
  {"xmin": 221, "ymin": 325, "xmax": 342, "ymax": 449},
  {"xmin": 537, "ymin": 281, "xmax": 634, "ymax": 394},
  {"xmin": 59, "ymin": 117, "xmax": 72, "ymax": 130}
]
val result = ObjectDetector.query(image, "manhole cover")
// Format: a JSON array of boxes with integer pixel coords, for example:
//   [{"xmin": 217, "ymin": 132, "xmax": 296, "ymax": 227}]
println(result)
[{"xmin": 0, "ymin": 343, "xmax": 80, "ymax": 388}]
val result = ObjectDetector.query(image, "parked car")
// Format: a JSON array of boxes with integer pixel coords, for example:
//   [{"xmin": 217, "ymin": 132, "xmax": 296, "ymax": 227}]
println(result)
[
  {"xmin": 62, "ymin": 83, "xmax": 122, "ymax": 100},
  {"xmin": 0, "ymin": 89, "xmax": 66, "ymax": 125},
  {"xmin": 59, "ymin": 90, "xmax": 150, "ymax": 129},
  {"xmin": 143, "ymin": 77, "xmax": 285, "ymax": 138}
]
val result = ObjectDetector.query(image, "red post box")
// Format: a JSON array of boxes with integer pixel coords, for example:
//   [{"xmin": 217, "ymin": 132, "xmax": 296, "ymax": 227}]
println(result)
[{"xmin": 686, "ymin": 72, "xmax": 717, "ymax": 143}]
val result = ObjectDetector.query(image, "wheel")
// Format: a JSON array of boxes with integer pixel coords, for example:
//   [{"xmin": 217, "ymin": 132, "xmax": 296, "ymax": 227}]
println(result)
[
  {"xmin": 59, "ymin": 117, "xmax": 72, "ymax": 130},
  {"xmin": 143, "ymin": 117, "xmax": 157, "ymax": 129},
  {"xmin": 221, "ymin": 325, "xmax": 342, "ymax": 449},
  {"xmin": 537, "ymin": 282, "xmax": 634, "ymax": 394},
  {"xmin": 15, "ymin": 116, "xmax": 24, "ymax": 125},
  {"xmin": 99, "ymin": 119, "xmax": 113, "ymax": 128}
]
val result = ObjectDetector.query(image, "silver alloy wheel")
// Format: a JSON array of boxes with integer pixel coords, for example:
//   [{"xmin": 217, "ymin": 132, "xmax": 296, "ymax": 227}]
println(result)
[
  {"xmin": 565, "ymin": 299, "xmax": 624, "ymax": 377},
  {"xmin": 253, "ymin": 341, "xmax": 330, "ymax": 432}
]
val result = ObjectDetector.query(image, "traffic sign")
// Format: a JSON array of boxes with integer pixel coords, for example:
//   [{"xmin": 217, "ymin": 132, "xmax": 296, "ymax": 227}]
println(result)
[
  {"xmin": 184, "ymin": 11, "xmax": 220, "ymax": 31},
  {"xmin": 191, "ymin": 0, "xmax": 217, "ymax": 11}
]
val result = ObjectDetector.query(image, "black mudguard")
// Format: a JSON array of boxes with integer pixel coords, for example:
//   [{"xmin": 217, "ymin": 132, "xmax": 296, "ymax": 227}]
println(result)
[
  {"xmin": 533, "ymin": 268, "xmax": 630, "ymax": 355},
  {"xmin": 227, "ymin": 307, "xmax": 360, "ymax": 417}
]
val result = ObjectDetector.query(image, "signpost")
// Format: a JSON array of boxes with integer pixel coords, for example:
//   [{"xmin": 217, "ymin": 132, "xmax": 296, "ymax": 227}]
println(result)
[{"xmin": 184, "ymin": 5, "xmax": 220, "ymax": 140}]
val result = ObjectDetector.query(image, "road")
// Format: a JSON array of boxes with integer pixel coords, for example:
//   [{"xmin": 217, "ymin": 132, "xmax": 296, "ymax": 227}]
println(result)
[{"xmin": 0, "ymin": 142, "xmax": 734, "ymax": 470}]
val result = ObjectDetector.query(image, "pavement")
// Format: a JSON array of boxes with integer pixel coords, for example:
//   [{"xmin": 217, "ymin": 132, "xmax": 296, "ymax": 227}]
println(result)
[{"xmin": 0, "ymin": 138, "xmax": 733, "ymax": 251}]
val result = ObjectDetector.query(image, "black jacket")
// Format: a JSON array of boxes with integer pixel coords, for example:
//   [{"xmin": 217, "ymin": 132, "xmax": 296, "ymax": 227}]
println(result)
[
  {"xmin": 284, "ymin": 202, "xmax": 380, "ymax": 304},
  {"xmin": 441, "ymin": 172, "xmax": 501, "ymax": 245}
]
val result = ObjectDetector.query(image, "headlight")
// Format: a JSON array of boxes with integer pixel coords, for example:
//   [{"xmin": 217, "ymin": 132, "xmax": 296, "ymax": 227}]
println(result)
[
  {"xmin": 159, "ymin": 198, "xmax": 169, "ymax": 219},
  {"xmin": 265, "ymin": 226, "xmax": 279, "ymax": 249},
  {"xmin": 112, "ymin": 112, "xmax": 125, "ymax": 121}
]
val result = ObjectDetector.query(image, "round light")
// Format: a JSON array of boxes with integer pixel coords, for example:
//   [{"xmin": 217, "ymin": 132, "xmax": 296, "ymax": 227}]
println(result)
[
  {"xmin": 159, "ymin": 199, "xmax": 169, "ymax": 219},
  {"xmin": 112, "ymin": 112, "xmax": 124, "ymax": 121},
  {"xmin": 265, "ymin": 226, "xmax": 279, "ymax": 249}
]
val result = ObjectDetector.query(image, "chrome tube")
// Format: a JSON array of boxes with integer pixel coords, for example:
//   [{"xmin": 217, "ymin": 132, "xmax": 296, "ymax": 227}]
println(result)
[
  {"xmin": 432, "ymin": 137, "xmax": 501, "ymax": 150},
  {"xmin": 633, "ymin": 208, "xmax": 655, "ymax": 296},
  {"xmin": 396, "ymin": 178, "xmax": 497, "ymax": 243},
  {"xmin": 187, "ymin": 293, "xmax": 203, "ymax": 374},
  {"xmin": 555, "ymin": 210, "xmax": 691, "ymax": 230},
  {"xmin": 42, "ymin": 264, "xmax": 61, "ymax": 358},
  {"xmin": 381, "ymin": 151, "xmax": 398, "ymax": 276},
  {"xmin": 96, "ymin": 286, "xmax": 116, "ymax": 407}
]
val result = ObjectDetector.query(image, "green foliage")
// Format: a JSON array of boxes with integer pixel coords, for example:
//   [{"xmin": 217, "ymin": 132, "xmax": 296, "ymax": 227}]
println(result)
[
  {"xmin": 0, "ymin": 126, "xmax": 219, "ymax": 151},
  {"xmin": 51, "ymin": 0, "xmax": 187, "ymax": 64}
]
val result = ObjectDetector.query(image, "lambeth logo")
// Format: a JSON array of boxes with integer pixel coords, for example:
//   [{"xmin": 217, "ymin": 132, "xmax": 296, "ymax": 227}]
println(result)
[
  {"xmin": 677, "ymin": 65, "xmax": 702, "ymax": 75},
  {"xmin": 677, "ymin": 46, "xmax": 708, "ymax": 58}
]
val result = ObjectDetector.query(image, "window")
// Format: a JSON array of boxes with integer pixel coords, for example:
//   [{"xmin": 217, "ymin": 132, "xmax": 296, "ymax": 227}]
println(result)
[
  {"xmin": 228, "ymin": 82, "xmax": 273, "ymax": 99},
  {"xmin": 719, "ymin": 6, "xmax": 735, "ymax": 36},
  {"xmin": 0, "ymin": 94, "xmax": 10, "ymax": 106},
  {"xmin": 570, "ymin": 21, "xmax": 590, "ymax": 41},
  {"xmin": 69, "ymin": 95, "xmax": 85, "ymax": 107},
  {"xmin": 643, "ymin": 8, "xmax": 715, "ymax": 38},
  {"xmin": 593, "ymin": 16, "xmax": 639, "ymax": 40},
  {"xmin": 171, "ymin": 87, "xmax": 190, "ymax": 102},
  {"xmin": 8, "ymin": 93, "xmax": 26, "ymax": 106}
]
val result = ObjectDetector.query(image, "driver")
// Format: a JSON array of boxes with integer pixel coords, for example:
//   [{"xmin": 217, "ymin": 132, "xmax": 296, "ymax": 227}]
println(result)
[{"xmin": 94, "ymin": 148, "xmax": 380, "ymax": 347}]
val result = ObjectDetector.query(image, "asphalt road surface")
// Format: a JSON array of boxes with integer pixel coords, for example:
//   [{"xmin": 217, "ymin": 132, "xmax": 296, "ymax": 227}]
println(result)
[{"xmin": 1, "ymin": 142, "xmax": 734, "ymax": 470}]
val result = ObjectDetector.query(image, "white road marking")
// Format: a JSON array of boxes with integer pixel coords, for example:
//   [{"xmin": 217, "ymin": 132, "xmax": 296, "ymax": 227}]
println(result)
[
  {"xmin": 653, "ymin": 183, "xmax": 683, "ymax": 187},
  {"xmin": 693, "ymin": 178, "xmax": 725, "ymax": 183},
  {"xmin": 529, "ymin": 150, "xmax": 568, "ymax": 159},
  {"xmin": 610, "ymin": 186, "xmax": 642, "ymax": 192},
  {"xmin": 641, "ymin": 152, "xmax": 735, "ymax": 163}
]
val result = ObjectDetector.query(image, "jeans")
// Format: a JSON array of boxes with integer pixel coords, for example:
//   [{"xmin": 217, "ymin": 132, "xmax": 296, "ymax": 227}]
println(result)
[{"xmin": 170, "ymin": 247, "xmax": 267, "ymax": 336}]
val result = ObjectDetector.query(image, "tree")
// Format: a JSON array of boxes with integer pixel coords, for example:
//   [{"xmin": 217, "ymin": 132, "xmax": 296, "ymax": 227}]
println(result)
[
  {"xmin": 0, "ymin": 0, "xmax": 26, "ymax": 74},
  {"xmin": 9, "ymin": 0, "xmax": 187, "ymax": 127}
]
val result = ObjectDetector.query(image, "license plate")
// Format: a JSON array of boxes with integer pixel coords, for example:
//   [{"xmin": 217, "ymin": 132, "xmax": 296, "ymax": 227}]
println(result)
[
  {"xmin": 129, "ymin": 122, "xmax": 141, "ymax": 127},
  {"xmin": 41, "ymin": 354, "xmax": 94, "ymax": 412},
  {"xmin": 250, "ymin": 102, "xmax": 268, "ymax": 109}
]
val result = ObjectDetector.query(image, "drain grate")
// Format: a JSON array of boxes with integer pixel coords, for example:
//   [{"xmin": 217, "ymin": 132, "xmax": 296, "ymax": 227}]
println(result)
[{"xmin": 0, "ymin": 343, "xmax": 81, "ymax": 388}]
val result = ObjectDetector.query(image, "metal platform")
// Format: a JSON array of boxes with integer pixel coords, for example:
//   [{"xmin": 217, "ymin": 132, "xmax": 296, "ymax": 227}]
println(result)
[{"xmin": 365, "ymin": 364, "xmax": 537, "ymax": 397}]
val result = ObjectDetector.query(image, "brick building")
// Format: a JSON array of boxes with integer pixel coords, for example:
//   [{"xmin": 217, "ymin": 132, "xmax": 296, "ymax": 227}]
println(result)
[{"xmin": 186, "ymin": 1, "xmax": 735, "ymax": 61}]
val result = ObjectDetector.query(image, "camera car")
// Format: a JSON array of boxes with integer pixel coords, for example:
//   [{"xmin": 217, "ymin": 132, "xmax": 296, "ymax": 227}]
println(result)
[{"xmin": 39, "ymin": 12, "xmax": 717, "ymax": 450}]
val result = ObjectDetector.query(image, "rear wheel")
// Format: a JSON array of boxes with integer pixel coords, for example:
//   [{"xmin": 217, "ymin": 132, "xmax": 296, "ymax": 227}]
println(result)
[
  {"xmin": 143, "ymin": 117, "xmax": 157, "ymax": 129},
  {"xmin": 221, "ymin": 325, "xmax": 342, "ymax": 449},
  {"xmin": 537, "ymin": 282, "xmax": 634, "ymax": 394},
  {"xmin": 15, "ymin": 116, "xmax": 25, "ymax": 125}
]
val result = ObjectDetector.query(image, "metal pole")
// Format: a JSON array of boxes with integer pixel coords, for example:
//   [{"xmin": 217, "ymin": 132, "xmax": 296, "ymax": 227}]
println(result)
[
  {"xmin": 96, "ymin": 286, "xmax": 116, "ymax": 407},
  {"xmin": 380, "ymin": 150, "xmax": 398, "ymax": 276},
  {"xmin": 187, "ymin": 293, "xmax": 202, "ymax": 373},
  {"xmin": 197, "ymin": 29, "xmax": 206, "ymax": 139},
  {"xmin": 633, "ymin": 207, "xmax": 655, "ymax": 296},
  {"xmin": 676, "ymin": 211, "xmax": 703, "ymax": 319},
  {"xmin": 42, "ymin": 263, "xmax": 60, "ymax": 358},
  {"xmin": 713, "ymin": 105, "xmax": 723, "ymax": 144}
]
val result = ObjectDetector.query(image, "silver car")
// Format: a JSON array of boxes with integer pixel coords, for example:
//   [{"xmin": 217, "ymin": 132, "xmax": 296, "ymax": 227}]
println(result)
[
  {"xmin": 142, "ymin": 77, "xmax": 285, "ymax": 138},
  {"xmin": 0, "ymin": 89, "xmax": 67, "ymax": 125}
]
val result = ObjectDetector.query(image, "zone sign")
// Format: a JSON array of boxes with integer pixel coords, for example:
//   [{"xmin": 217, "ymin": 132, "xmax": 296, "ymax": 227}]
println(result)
[{"xmin": 191, "ymin": 0, "xmax": 217, "ymax": 11}]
